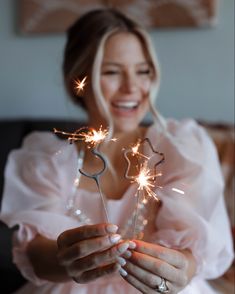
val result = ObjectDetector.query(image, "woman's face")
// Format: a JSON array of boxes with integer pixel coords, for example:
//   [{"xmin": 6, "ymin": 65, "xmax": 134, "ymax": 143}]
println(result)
[{"xmin": 100, "ymin": 32, "xmax": 154, "ymax": 133}]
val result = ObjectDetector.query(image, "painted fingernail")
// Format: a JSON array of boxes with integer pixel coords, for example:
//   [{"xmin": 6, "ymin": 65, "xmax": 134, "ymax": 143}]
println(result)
[
  {"xmin": 116, "ymin": 257, "xmax": 126, "ymax": 266},
  {"xmin": 119, "ymin": 268, "xmax": 128, "ymax": 277},
  {"xmin": 106, "ymin": 224, "xmax": 118, "ymax": 234},
  {"xmin": 117, "ymin": 242, "xmax": 129, "ymax": 253},
  {"xmin": 129, "ymin": 241, "xmax": 136, "ymax": 249},
  {"xmin": 122, "ymin": 250, "xmax": 132, "ymax": 258},
  {"xmin": 115, "ymin": 263, "xmax": 121, "ymax": 271},
  {"xmin": 110, "ymin": 234, "xmax": 121, "ymax": 244}
]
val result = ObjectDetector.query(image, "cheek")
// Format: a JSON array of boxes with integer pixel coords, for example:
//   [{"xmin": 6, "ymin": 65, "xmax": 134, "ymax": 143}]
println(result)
[
  {"xmin": 101, "ymin": 78, "xmax": 120, "ymax": 100},
  {"xmin": 139, "ymin": 78, "xmax": 152, "ymax": 95}
]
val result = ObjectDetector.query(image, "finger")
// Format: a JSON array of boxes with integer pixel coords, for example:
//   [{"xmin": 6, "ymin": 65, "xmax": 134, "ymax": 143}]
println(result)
[
  {"xmin": 68, "ymin": 241, "xmax": 130, "ymax": 275},
  {"xmin": 134, "ymin": 240, "xmax": 187, "ymax": 269},
  {"xmin": 57, "ymin": 223, "xmax": 118, "ymax": 248},
  {"xmin": 129, "ymin": 251, "xmax": 182, "ymax": 284},
  {"xmin": 58, "ymin": 234, "xmax": 122, "ymax": 264},
  {"xmin": 73, "ymin": 263, "xmax": 121, "ymax": 284},
  {"xmin": 124, "ymin": 260, "xmax": 162, "ymax": 289},
  {"xmin": 121, "ymin": 273, "xmax": 162, "ymax": 294}
]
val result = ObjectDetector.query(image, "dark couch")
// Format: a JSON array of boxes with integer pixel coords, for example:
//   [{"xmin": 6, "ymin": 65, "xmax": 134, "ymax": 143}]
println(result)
[{"xmin": 0, "ymin": 119, "xmax": 234, "ymax": 293}]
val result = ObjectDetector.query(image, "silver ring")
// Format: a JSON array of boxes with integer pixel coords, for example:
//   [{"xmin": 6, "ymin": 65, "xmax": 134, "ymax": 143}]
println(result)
[{"xmin": 154, "ymin": 277, "xmax": 169, "ymax": 293}]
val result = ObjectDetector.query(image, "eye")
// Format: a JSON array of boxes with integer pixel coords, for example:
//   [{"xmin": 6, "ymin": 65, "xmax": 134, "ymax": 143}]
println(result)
[
  {"xmin": 137, "ymin": 69, "xmax": 151, "ymax": 75},
  {"xmin": 102, "ymin": 70, "xmax": 120, "ymax": 75}
]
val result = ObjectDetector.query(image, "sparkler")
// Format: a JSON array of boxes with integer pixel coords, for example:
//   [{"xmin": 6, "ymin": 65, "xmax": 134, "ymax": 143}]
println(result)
[
  {"xmin": 124, "ymin": 138, "xmax": 165, "ymax": 201},
  {"xmin": 124, "ymin": 138, "xmax": 165, "ymax": 238},
  {"xmin": 53, "ymin": 126, "xmax": 110, "ymax": 146},
  {"xmin": 124, "ymin": 137, "xmax": 185, "ymax": 238},
  {"xmin": 54, "ymin": 126, "xmax": 112, "ymax": 222},
  {"xmin": 54, "ymin": 77, "xmax": 113, "ymax": 223}
]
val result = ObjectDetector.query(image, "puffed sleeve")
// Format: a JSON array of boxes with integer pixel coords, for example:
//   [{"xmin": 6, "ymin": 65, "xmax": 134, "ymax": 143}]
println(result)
[
  {"xmin": 149, "ymin": 119, "xmax": 234, "ymax": 280},
  {"xmin": 0, "ymin": 132, "xmax": 79, "ymax": 285}
]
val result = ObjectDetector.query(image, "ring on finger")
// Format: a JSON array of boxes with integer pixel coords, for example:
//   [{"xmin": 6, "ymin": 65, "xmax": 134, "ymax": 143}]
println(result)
[{"xmin": 154, "ymin": 277, "xmax": 169, "ymax": 293}]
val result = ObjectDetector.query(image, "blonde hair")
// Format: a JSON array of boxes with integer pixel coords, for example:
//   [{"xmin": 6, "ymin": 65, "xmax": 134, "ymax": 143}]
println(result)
[
  {"xmin": 63, "ymin": 9, "xmax": 166, "ymax": 135},
  {"xmin": 92, "ymin": 30, "xmax": 166, "ymax": 139}
]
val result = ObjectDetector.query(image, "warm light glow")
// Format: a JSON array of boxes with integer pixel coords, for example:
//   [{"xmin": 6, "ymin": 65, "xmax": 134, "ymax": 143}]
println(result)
[
  {"xmin": 82, "ymin": 127, "xmax": 108, "ymax": 145},
  {"xmin": 53, "ymin": 126, "xmax": 112, "ymax": 147},
  {"xmin": 135, "ymin": 162, "xmax": 161, "ymax": 202},
  {"xmin": 131, "ymin": 142, "xmax": 149, "ymax": 160},
  {"xmin": 74, "ymin": 76, "xmax": 87, "ymax": 93},
  {"xmin": 131, "ymin": 142, "xmax": 140, "ymax": 154},
  {"xmin": 136, "ymin": 163, "xmax": 154, "ymax": 190}
]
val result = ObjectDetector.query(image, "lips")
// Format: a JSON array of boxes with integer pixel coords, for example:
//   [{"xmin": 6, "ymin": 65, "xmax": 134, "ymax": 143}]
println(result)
[{"xmin": 111, "ymin": 100, "xmax": 139, "ymax": 111}]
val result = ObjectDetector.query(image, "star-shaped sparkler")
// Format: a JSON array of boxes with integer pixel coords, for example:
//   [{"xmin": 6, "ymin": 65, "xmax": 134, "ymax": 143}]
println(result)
[{"xmin": 124, "ymin": 137, "xmax": 165, "ymax": 203}]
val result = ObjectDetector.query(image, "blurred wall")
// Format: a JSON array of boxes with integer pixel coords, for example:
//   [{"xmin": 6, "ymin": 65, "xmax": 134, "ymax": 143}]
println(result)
[{"xmin": 0, "ymin": 0, "xmax": 234, "ymax": 123}]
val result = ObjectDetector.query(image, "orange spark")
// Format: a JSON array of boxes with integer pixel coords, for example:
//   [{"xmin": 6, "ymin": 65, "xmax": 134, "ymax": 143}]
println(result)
[
  {"xmin": 131, "ymin": 141, "xmax": 149, "ymax": 160},
  {"xmin": 135, "ymin": 162, "xmax": 162, "ymax": 202},
  {"xmin": 53, "ymin": 126, "xmax": 111, "ymax": 147},
  {"xmin": 74, "ymin": 76, "xmax": 87, "ymax": 93},
  {"xmin": 80, "ymin": 127, "xmax": 108, "ymax": 146}
]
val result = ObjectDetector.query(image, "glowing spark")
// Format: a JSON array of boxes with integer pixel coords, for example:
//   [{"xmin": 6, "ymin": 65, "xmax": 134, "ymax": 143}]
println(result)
[
  {"xmin": 74, "ymin": 76, "xmax": 87, "ymax": 93},
  {"xmin": 172, "ymin": 187, "xmax": 185, "ymax": 195},
  {"xmin": 82, "ymin": 127, "xmax": 108, "ymax": 145},
  {"xmin": 131, "ymin": 141, "xmax": 150, "ymax": 160},
  {"xmin": 53, "ymin": 126, "xmax": 112, "ymax": 147},
  {"xmin": 134, "ymin": 162, "xmax": 161, "ymax": 202},
  {"xmin": 132, "ymin": 142, "xmax": 140, "ymax": 154},
  {"xmin": 136, "ymin": 163, "xmax": 154, "ymax": 190}
]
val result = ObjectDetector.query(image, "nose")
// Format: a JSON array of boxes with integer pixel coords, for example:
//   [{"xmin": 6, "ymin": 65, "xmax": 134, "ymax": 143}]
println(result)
[{"xmin": 121, "ymin": 72, "xmax": 138, "ymax": 94}]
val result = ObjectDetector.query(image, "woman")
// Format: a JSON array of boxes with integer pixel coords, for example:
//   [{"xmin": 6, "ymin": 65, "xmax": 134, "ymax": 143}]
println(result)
[{"xmin": 0, "ymin": 9, "xmax": 233, "ymax": 294}]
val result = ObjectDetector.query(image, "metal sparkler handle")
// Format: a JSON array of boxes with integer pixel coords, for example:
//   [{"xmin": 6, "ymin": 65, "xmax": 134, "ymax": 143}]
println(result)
[
  {"xmin": 79, "ymin": 147, "xmax": 107, "ymax": 182},
  {"xmin": 79, "ymin": 146, "xmax": 109, "ymax": 223}
]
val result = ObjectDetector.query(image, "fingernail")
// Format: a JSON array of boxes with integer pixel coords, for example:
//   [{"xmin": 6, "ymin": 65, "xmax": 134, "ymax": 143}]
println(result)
[
  {"xmin": 122, "ymin": 250, "xmax": 132, "ymax": 258},
  {"xmin": 117, "ymin": 242, "xmax": 129, "ymax": 253},
  {"xmin": 116, "ymin": 257, "xmax": 126, "ymax": 266},
  {"xmin": 106, "ymin": 224, "xmax": 118, "ymax": 234},
  {"xmin": 110, "ymin": 234, "xmax": 121, "ymax": 244},
  {"xmin": 129, "ymin": 241, "xmax": 136, "ymax": 249},
  {"xmin": 119, "ymin": 268, "xmax": 128, "ymax": 277},
  {"xmin": 115, "ymin": 263, "xmax": 121, "ymax": 271}
]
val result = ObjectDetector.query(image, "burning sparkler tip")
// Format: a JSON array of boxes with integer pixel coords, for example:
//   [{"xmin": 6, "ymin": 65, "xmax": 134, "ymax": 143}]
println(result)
[{"xmin": 74, "ymin": 76, "xmax": 87, "ymax": 93}]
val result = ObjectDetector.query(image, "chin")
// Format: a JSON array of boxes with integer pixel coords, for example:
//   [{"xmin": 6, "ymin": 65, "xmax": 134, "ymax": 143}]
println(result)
[{"xmin": 113, "ymin": 120, "xmax": 140, "ymax": 134}]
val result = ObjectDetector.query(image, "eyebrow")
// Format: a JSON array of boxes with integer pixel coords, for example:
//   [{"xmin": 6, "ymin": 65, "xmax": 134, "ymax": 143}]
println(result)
[{"xmin": 102, "ymin": 61, "xmax": 151, "ymax": 66}]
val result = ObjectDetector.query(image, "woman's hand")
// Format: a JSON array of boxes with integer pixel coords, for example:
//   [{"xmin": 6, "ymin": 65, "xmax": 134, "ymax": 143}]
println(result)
[
  {"xmin": 119, "ymin": 240, "xmax": 197, "ymax": 294},
  {"xmin": 57, "ymin": 223, "xmax": 130, "ymax": 283}
]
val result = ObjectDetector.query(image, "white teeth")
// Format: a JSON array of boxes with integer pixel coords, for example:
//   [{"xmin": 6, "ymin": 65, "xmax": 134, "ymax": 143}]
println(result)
[{"xmin": 112, "ymin": 101, "xmax": 138, "ymax": 109}]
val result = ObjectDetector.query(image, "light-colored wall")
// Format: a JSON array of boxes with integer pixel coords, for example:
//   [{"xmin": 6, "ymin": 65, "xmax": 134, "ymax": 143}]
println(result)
[{"xmin": 0, "ymin": 0, "xmax": 234, "ymax": 123}]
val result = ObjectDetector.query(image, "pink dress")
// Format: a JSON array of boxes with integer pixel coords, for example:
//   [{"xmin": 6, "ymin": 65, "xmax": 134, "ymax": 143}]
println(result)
[{"xmin": 0, "ymin": 119, "xmax": 233, "ymax": 294}]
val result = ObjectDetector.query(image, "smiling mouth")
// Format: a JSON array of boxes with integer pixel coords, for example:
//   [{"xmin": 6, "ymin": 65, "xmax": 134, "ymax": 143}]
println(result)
[{"xmin": 111, "ymin": 101, "xmax": 139, "ymax": 111}]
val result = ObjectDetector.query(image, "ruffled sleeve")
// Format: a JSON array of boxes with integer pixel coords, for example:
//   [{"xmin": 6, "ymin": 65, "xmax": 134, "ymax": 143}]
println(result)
[
  {"xmin": 148, "ymin": 119, "xmax": 234, "ymax": 280},
  {"xmin": 0, "ymin": 132, "xmax": 79, "ymax": 285}
]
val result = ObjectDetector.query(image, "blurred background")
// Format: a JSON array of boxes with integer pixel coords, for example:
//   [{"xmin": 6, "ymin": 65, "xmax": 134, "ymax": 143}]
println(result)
[
  {"xmin": 0, "ymin": 2, "xmax": 234, "ymax": 293},
  {"xmin": 0, "ymin": 0, "xmax": 234, "ymax": 123}
]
